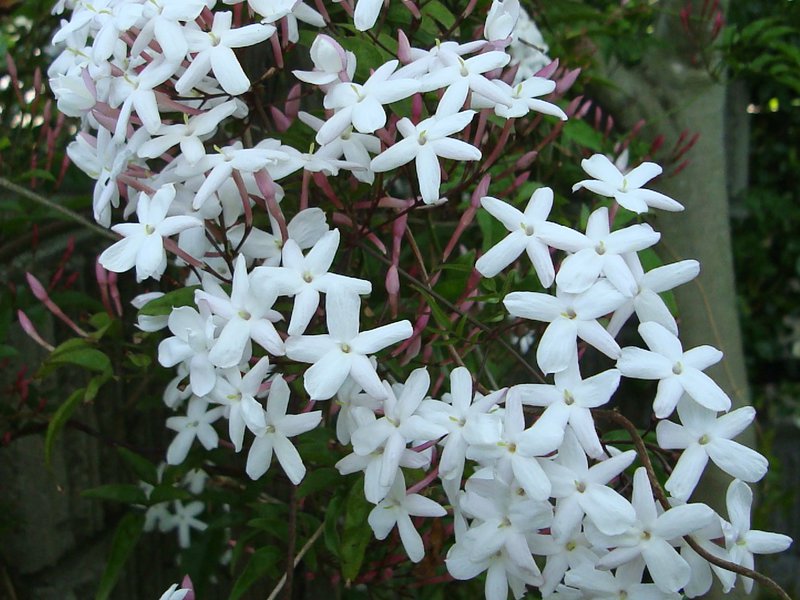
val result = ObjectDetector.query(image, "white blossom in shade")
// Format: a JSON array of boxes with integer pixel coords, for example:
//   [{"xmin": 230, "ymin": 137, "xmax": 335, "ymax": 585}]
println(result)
[
  {"xmin": 130, "ymin": 0, "xmax": 207, "ymax": 64},
  {"xmin": 333, "ymin": 373, "xmax": 381, "ymax": 445},
  {"xmin": 179, "ymin": 143, "xmax": 286, "ymax": 210},
  {"xmin": 607, "ymin": 254, "xmax": 700, "ymax": 337},
  {"xmin": 176, "ymin": 12, "xmax": 276, "ymax": 96},
  {"xmin": 252, "ymin": 229, "xmax": 371, "ymax": 335},
  {"xmin": 370, "ymin": 110, "xmax": 481, "ymax": 204},
  {"xmin": 49, "ymin": 73, "xmax": 96, "ymax": 117},
  {"xmin": 484, "ymin": 0, "xmax": 520, "ymax": 42},
  {"xmin": 540, "ymin": 206, "xmax": 661, "ymax": 295},
  {"xmin": 316, "ymin": 60, "xmax": 419, "ymax": 145},
  {"xmin": 158, "ymin": 305, "xmax": 218, "ymax": 397},
  {"xmin": 108, "ymin": 56, "xmax": 176, "ymax": 141},
  {"xmin": 503, "ymin": 280, "xmax": 625, "ymax": 374},
  {"xmin": 336, "ymin": 408, "xmax": 431, "ymax": 503},
  {"xmin": 474, "ymin": 77, "xmax": 567, "ymax": 121},
  {"xmin": 165, "ymin": 397, "xmax": 226, "ymax": 465},
  {"xmin": 465, "ymin": 395, "xmax": 560, "ymax": 501},
  {"xmin": 132, "ymin": 291, "xmax": 169, "ymax": 332},
  {"xmin": 420, "ymin": 51, "xmax": 513, "ymax": 115},
  {"xmin": 158, "ymin": 583, "xmax": 191, "ymax": 600},
  {"xmin": 565, "ymin": 558, "xmax": 681, "ymax": 600},
  {"xmin": 67, "ymin": 128, "xmax": 131, "ymax": 227},
  {"xmin": 447, "ymin": 477, "xmax": 546, "ymax": 600},
  {"xmin": 209, "ymin": 357, "xmax": 272, "ymax": 452},
  {"xmin": 475, "ymin": 187, "xmax": 557, "ymax": 285},
  {"xmin": 168, "ymin": 500, "xmax": 207, "ymax": 548},
  {"xmin": 573, "ymin": 154, "xmax": 684, "ymax": 214},
  {"xmin": 164, "ymin": 364, "xmax": 193, "ymax": 410},
  {"xmin": 656, "ymin": 399, "xmax": 768, "ymax": 501},
  {"xmin": 196, "ymin": 256, "xmax": 285, "ymax": 369},
  {"xmin": 528, "ymin": 529, "xmax": 601, "ymax": 597},
  {"xmin": 417, "ymin": 367, "xmax": 505, "ymax": 495},
  {"xmin": 352, "ymin": 0, "xmax": 384, "ymax": 31},
  {"xmin": 283, "ymin": 1, "xmax": 326, "ymax": 44},
  {"xmin": 237, "ymin": 0, "xmax": 296, "ymax": 22},
  {"xmin": 616, "ymin": 321, "xmax": 731, "ymax": 418},
  {"xmin": 589, "ymin": 468, "xmax": 715, "ymax": 594},
  {"xmin": 722, "ymin": 479, "xmax": 793, "ymax": 593},
  {"xmin": 541, "ymin": 428, "xmax": 637, "ymax": 539},
  {"xmin": 138, "ymin": 101, "xmax": 238, "ymax": 165},
  {"xmin": 509, "ymin": 360, "xmax": 619, "ymax": 458},
  {"xmin": 393, "ymin": 37, "xmax": 488, "ymax": 80},
  {"xmin": 351, "ymin": 368, "xmax": 447, "ymax": 488},
  {"xmin": 228, "ymin": 207, "xmax": 329, "ymax": 265},
  {"xmin": 299, "ymin": 112, "xmax": 381, "ymax": 184},
  {"xmin": 293, "ymin": 34, "xmax": 355, "ymax": 86},
  {"xmin": 99, "ymin": 185, "xmax": 202, "ymax": 282},
  {"xmin": 285, "ymin": 289, "xmax": 412, "ymax": 400},
  {"xmin": 459, "ymin": 475, "xmax": 552, "ymax": 575},
  {"xmin": 367, "ymin": 471, "xmax": 447, "ymax": 562},
  {"xmin": 245, "ymin": 374, "xmax": 322, "ymax": 482}
]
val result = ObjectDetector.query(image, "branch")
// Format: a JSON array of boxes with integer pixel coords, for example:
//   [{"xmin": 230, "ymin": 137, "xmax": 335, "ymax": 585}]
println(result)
[
  {"xmin": 266, "ymin": 522, "xmax": 324, "ymax": 600},
  {"xmin": 593, "ymin": 409, "xmax": 791, "ymax": 600},
  {"xmin": 0, "ymin": 176, "xmax": 116, "ymax": 241}
]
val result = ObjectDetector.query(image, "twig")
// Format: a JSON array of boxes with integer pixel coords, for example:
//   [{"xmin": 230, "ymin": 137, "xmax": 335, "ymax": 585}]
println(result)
[
  {"xmin": 284, "ymin": 486, "xmax": 297, "ymax": 600},
  {"xmin": 593, "ymin": 409, "xmax": 792, "ymax": 600},
  {"xmin": 0, "ymin": 176, "xmax": 116, "ymax": 241},
  {"xmin": 266, "ymin": 523, "xmax": 324, "ymax": 600}
]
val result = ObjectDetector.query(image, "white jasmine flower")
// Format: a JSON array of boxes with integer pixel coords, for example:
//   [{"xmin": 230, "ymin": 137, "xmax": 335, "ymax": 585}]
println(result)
[
  {"xmin": 657, "ymin": 399, "xmax": 768, "ymax": 501},
  {"xmin": 246, "ymin": 374, "xmax": 322, "ymax": 482},
  {"xmin": 540, "ymin": 206, "xmax": 661, "ymax": 296},
  {"xmin": 370, "ymin": 110, "xmax": 481, "ymax": 204},
  {"xmin": 176, "ymin": 12, "xmax": 276, "ymax": 96},
  {"xmin": 316, "ymin": 60, "xmax": 419, "ymax": 145},
  {"xmin": 504, "ymin": 281, "xmax": 625, "ymax": 374},
  {"xmin": 617, "ymin": 321, "xmax": 731, "ymax": 418},
  {"xmin": 722, "ymin": 480, "xmax": 793, "ymax": 593},
  {"xmin": 196, "ymin": 255, "xmax": 285, "ymax": 368},
  {"xmin": 475, "ymin": 186, "xmax": 558, "ymax": 284},
  {"xmin": 573, "ymin": 154, "xmax": 684, "ymax": 214},
  {"xmin": 589, "ymin": 468, "xmax": 715, "ymax": 593},
  {"xmin": 168, "ymin": 500, "xmax": 207, "ymax": 548},
  {"xmin": 286, "ymin": 289, "xmax": 412, "ymax": 400},
  {"xmin": 99, "ymin": 184, "xmax": 202, "ymax": 282},
  {"xmin": 158, "ymin": 305, "xmax": 218, "ymax": 397},
  {"xmin": 166, "ymin": 397, "xmax": 226, "ymax": 465},
  {"xmin": 368, "ymin": 471, "xmax": 447, "ymax": 562},
  {"xmin": 607, "ymin": 254, "xmax": 700, "ymax": 337}
]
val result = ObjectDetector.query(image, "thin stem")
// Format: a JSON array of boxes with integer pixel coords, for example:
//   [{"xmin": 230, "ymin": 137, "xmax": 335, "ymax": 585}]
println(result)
[
  {"xmin": 266, "ymin": 523, "xmax": 324, "ymax": 600},
  {"xmin": 0, "ymin": 176, "xmax": 116, "ymax": 241}
]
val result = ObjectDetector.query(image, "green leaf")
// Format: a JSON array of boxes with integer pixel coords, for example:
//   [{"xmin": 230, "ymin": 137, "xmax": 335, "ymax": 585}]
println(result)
[
  {"xmin": 84, "ymin": 371, "xmax": 111, "ymax": 402},
  {"xmin": 147, "ymin": 485, "xmax": 194, "ymax": 504},
  {"xmin": 82, "ymin": 484, "xmax": 148, "ymax": 504},
  {"xmin": 95, "ymin": 513, "xmax": 145, "ymax": 600},
  {"xmin": 116, "ymin": 447, "xmax": 158, "ymax": 484},
  {"xmin": 229, "ymin": 546, "xmax": 281, "ymax": 600},
  {"xmin": 41, "ymin": 338, "xmax": 111, "ymax": 375},
  {"xmin": 297, "ymin": 467, "xmax": 341, "ymax": 498},
  {"xmin": 323, "ymin": 493, "xmax": 344, "ymax": 559},
  {"xmin": 44, "ymin": 388, "xmax": 84, "ymax": 466},
  {"xmin": 340, "ymin": 478, "xmax": 372, "ymax": 583},
  {"xmin": 127, "ymin": 352, "xmax": 152, "ymax": 368},
  {"xmin": 138, "ymin": 286, "xmax": 199, "ymax": 316}
]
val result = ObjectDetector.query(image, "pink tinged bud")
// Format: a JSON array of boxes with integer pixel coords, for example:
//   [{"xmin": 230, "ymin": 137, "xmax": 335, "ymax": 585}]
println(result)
[
  {"xmin": 509, "ymin": 171, "xmax": 530, "ymax": 193},
  {"xmin": 555, "ymin": 68, "xmax": 581, "ymax": 95},
  {"xmin": 411, "ymin": 93, "xmax": 424, "ymax": 123},
  {"xmin": 311, "ymin": 172, "xmax": 345, "ymax": 209},
  {"xmin": 564, "ymin": 95, "xmax": 583, "ymax": 118},
  {"xmin": 501, "ymin": 63, "xmax": 519, "ymax": 84},
  {"xmin": 285, "ymin": 84, "xmax": 301, "ymax": 119},
  {"xmin": 401, "ymin": 0, "xmax": 422, "ymax": 20},
  {"xmin": 711, "ymin": 11, "xmax": 725, "ymax": 40},
  {"xmin": 95, "ymin": 260, "xmax": 115, "ymax": 318},
  {"xmin": 680, "ymin": 5, "xmax": 691, "ymax": 33},
  {"xmin": 535, "ymin": 58, "xmax": 560, "ymax": 79},
  {"xmin": 575, "ymin": 98, "xmax": 592, "ymax": 120},
  {"xmin": 472, "ymin": 174, "xmax": 492, "ymax": 204},
  {"xmin": 397, "ymin": 30, "xmax": 413, "ymax": 63},
  {"xmin": 181, "ymin": 576, "xmax": 195, "ymax": 600},
  {"xmin": 26, "ymin": 272, "xmax": 88, "ymax": 337},
  {"xmin": 516, "ymin": 151, "xmax": 538, "ymax": 170},
  {"xmin": 17, "ymin": 310, "xmax": 55, "ymax": 352},
  {"xmin": 271, "ymin": 35, "xmax": 284, "ymax": 69},
  {"xmin": 270, "ymin": 107, "xmax": 292, "ymax": 132},
  {"xmin": 386, "ymin": 265, "xmax": 400, "ymax": 295}
]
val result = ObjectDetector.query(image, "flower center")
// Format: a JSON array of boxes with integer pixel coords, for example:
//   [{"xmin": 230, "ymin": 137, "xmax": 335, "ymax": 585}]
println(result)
[
  {"xmin": 595, "ymin": 240, "xmax": 606, "ymax": 255},
  {"xmin": 303, "ymin": 271, "xmax": 314, "ymax": 283},
  {"xmin": 575, "ymin": 480, "xmax": 586, "ymax": 493},
  {"xmin": 672, "ymin": 361, "xmax": 683, "ymax": 375},
  {"xmin": 562, "ymin": 308, "xmax": 577, "ymax": 320},
  {"xmin": 418, "ymin": 130, "xmax": 428, "ymax": 145},
  {"xmin": 145, "ymin": 224, "xmax": 156, "ymax": 235},
  {"xmin": 641, "ymin": 530, "xmax": 652, "ymax": 541},
  {"xmin": 698, "ymin": 434, "xmax": 710, "ymax": 445},
  {"xmin": 340, "ymin": 343, "xmax": 351, "ymax": 353},
  {"xmin": 238, "ymin": 310, "xmax": 251, "ymax": 320},
  {"xmin": 521, "ymin": 222, "xmax": 534, "ymax": 236},
  {"xmin": 563, "ymin": 389, "xmax": 575, "ymax": 406}
]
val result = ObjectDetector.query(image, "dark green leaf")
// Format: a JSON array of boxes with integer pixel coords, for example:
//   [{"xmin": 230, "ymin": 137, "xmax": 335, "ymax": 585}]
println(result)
[
  {"xmin": 340, "ymin": 478, "xmax": 372, "ymax": 582},
  {"xmin": 82, "ymin": 484, "xmax": 148, "ymax": 505},
  {"xmin": 44, "ymin": 388, "xmax": 84, "ymax": 466},
  {"xmin": 229, "ymin": 547, "xmax": 281, "ymax": 600},
  {"xmin": 138, "ymin": 286, "xmax": 199, "ymax": 316},
  {"xmin": 95, "ymin": 513, "xmax": 145, "ymax": 600}
]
